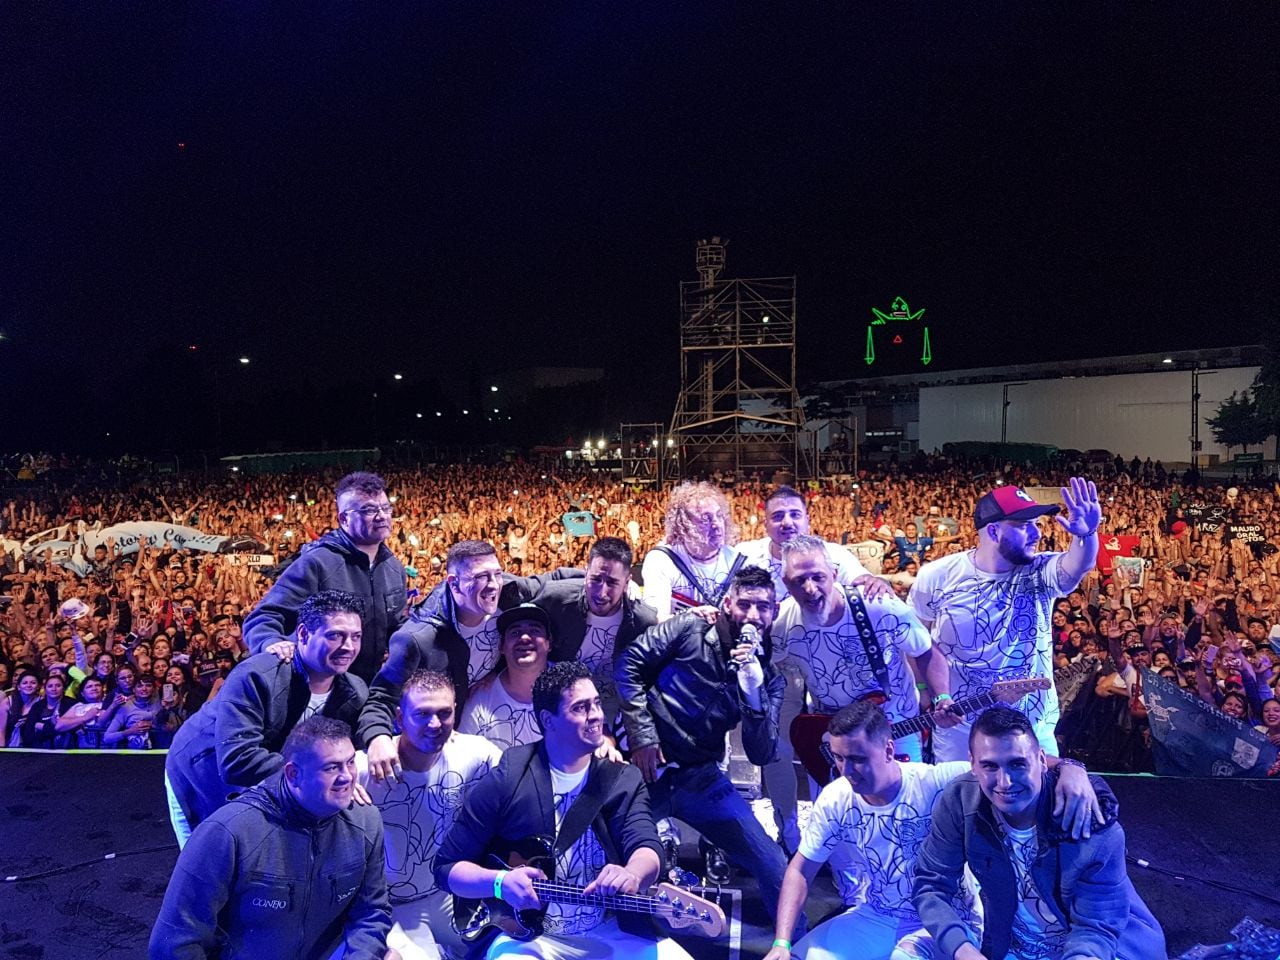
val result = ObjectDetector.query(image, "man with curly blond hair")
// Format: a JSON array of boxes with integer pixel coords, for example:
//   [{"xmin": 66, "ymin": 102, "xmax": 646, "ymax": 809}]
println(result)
[{"xmin": 640, "ymin": 482, "xmax": 742, "ymax": 622}]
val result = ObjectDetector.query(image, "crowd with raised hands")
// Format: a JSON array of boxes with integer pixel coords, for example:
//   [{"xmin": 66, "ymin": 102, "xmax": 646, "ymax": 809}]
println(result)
[
  {"xmin": 1, "ymin": 455, "xmax": 1277, "ymax": 762},
  {"xmin": 7, "ymin": 455, "xmax": 1278, "ymax": 958}
]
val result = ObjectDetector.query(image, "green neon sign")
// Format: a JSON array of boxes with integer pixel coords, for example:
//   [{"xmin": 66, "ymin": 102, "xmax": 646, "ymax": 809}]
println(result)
[{"xmin": 866, "ymin": 296, "xmax": 931, "ymax": 366}]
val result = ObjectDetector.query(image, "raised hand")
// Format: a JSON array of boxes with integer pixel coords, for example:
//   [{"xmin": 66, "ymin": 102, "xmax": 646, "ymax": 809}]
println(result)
[{"xmin": 1056, "ymin": 477, "xmax": 1102, "ymax": 538}]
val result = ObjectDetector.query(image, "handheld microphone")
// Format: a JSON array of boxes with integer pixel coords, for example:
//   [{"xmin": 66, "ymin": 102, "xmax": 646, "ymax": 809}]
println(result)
[{"xmin": 738, "ymin": 623, "xmax": 763, "ymax": 659}]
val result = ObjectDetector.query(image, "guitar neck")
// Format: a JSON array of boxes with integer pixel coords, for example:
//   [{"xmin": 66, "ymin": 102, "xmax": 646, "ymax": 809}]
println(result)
[
  {"xmin": 890, "ymin": 690, "xmax": 1006, "ymax": 739},
  {"xmin": 529, "ymin": 881, "xmax": 666, "ymax": 916}
]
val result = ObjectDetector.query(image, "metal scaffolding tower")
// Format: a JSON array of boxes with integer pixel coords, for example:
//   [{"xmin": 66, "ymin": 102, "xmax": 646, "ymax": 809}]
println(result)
[{"xmin": 668, "ymin": 238, "xmax": 802, "ymax": 479}]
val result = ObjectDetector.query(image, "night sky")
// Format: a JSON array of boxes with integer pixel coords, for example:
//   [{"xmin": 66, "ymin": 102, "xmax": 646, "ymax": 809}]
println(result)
[{"xmin": 3, "ymin": 3, "xmax": 1276, "ymax": 452}]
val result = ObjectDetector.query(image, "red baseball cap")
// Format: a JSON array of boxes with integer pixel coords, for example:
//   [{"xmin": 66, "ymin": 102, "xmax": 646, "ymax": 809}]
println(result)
[{"xmin": 974, "ymin": 486, "xmax": 1062, "ymax": 527}]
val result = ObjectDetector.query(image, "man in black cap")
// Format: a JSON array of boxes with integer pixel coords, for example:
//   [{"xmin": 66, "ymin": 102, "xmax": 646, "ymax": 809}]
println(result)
[{"xmin": 908, "ymin": 478, "xmax": 1101, "ymax": 761}]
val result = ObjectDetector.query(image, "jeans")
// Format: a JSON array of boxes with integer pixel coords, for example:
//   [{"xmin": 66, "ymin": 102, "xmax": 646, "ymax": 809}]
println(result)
[
  {"xmin": 646, "ymin": 761, "xmax": 800, "ymax": 932},
  {"xmin": 164, "ymin": 769, "xmax": 193, "ymax": 849}
]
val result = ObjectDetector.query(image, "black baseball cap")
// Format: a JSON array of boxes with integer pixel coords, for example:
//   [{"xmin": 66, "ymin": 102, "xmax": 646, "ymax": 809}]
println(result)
[{"xmin": 496, "ymin": 603, "xmax": 552, "ymax": 637}]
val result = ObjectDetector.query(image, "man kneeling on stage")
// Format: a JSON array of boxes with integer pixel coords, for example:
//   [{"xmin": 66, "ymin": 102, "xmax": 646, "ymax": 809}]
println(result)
[
  {"xmin": 150, "ymin": 715, "xmax": 394, "ymax": 959},
  {"xmin": 913, "ymin": 706, "xmax": 1166, "ymax": 960},
  {"xmin": 434, "ymin": 661, "xmax": 694, "ymax": 960}
]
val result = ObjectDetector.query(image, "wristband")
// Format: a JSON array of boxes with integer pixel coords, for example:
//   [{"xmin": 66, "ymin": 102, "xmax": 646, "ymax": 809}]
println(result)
[
  {"xmin": 932, "ymin": 693, "xmax": 953, "ymax": 706},
  {"xmin": 493, "ymin": 869, "xmax": 508, "ymax": 901},
  {"xmin": 773, "ymin": 939, "xmax": 792, "ymax": 951},
  {"xmin": 1056, "ymin": 757, "xmax": 1087, "ymax": 772}
]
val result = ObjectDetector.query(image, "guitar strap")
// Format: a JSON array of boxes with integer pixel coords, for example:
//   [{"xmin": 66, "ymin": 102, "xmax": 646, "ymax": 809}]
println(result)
[
  {"xmin": 653, "ymin": 546, "xmax": 744, "ymax": 608},
  {"xmin": 846, "ymin": 588, "xmax": 894, "ymax": 700},
  {"xmin": 553, "ymin": 759, "xmax": 626, "ymax": 860}
]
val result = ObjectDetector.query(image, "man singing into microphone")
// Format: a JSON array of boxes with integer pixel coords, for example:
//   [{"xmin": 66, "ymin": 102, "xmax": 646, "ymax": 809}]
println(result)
[{"xmin": 615, "ymin": 565, "xmax": 794, "ymax": 926}]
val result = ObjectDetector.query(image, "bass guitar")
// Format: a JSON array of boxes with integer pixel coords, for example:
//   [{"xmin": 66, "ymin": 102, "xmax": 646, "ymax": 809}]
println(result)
[
  {"xmin": 790, "ymin": 677, "xmax": 1052, "ymax": 785},
  {"xmin": 457, "ymin": 835, "xmax": 726, "ymax": 956}
]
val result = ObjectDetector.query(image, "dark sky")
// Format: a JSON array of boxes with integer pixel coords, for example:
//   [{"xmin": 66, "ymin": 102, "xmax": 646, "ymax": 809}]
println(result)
[{"xmin": 3, "ymin": 3, "xmax": 1276, "ymax": 450}]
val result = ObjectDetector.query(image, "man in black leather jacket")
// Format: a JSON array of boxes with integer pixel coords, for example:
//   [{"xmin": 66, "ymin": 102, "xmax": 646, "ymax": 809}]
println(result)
[{"xmin": 615, "ymin": 564, "xmax": 795, "ymax": 924}]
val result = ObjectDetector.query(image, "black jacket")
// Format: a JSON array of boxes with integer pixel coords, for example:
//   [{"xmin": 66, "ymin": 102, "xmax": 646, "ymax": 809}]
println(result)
[
  {"xmin": 243, "ymin": 528, "xmax": 407, "ymax": 685},
  {"xmin": 165, "ymin": 651, "xmax": 367, "ymax": 826},
  {"xmin": 150, "ymin": 770, "xmax": 391, "ymax": 960},
  {"xmin": 357, "ymin": 569, "xmax": 580, "ymax": 747},
  {"xmin": 531, "ymin": 579, "xmax": 658, "ymax": 722},
  {"xmin": 530, "ymin": 579, "xmax": 658, "ymax": 665},
  {"xmin": 614, "ymin": 615, "xmax": 784, "ymax": 768},
  {"xmin": 433, "ymin": 741, "xmax": 664, "ymax": 939}
]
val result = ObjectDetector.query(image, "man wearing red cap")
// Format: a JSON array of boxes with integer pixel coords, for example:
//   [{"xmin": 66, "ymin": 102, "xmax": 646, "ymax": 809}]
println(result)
[{"xmin": 908, "ymin": 477, "xmax": 1101, "ymax": 761}]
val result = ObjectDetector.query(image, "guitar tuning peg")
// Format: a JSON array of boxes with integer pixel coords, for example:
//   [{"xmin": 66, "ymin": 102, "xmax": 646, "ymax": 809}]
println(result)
[
  {"xmin": 655, "ymin": 889, "xmax": 669, "ymax": 902},
  {"xmin": 685, "ymin": 904, "xmax": 698, "ymax": 916}
]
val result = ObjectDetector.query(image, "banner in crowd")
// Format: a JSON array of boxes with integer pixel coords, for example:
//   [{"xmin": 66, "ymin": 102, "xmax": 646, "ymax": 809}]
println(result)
[
  {"xmin": 1226, "ymin": 523, "xmax": 1266, "ymax": 544},
  {"xmin": 846, "ymin": 539, "xmax": 886, "ymax": 574},
  {"xmin": 1183, "ymin": 503, "xmax": 1228, "ymax": 533},
  {"xmin": 1095, "ymin": 533, "xmax": 1140, "ymax": 576},
  {"xmin": 1142, "ymin": 669, "xmax": 1278, "ymax": 778},
  {"xmin": 20, "ymin": 521, "xmax": 232, "ymax": 576},
  {"xmin": 561, "ymin": 511, "xmax": 599, "ymax": 538},
  {"xmin": 224, "ymin": 553, "xmax": 276, "ymax": 566}
]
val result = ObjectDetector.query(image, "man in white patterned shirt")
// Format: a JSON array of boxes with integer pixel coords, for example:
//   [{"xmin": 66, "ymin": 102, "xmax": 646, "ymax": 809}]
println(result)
[
  {"xmin": 775, "ymin": 535, "xmax": 954, "ymax": 763},
  {"xmin": 359, "ymin": 669, "xmax": 501, "ymax": 959},
  {"xmin": 459, "ymin": 604, "xmax": 552, "ymax": 751},
  {"xmin": 766, "ymin": 702, "xmax": 1102, "ymax": 960}
]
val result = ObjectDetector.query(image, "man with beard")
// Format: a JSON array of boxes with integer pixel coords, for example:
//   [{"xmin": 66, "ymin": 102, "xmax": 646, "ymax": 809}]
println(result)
[
  {"xmin": 245, "ymin": 472, "xmax": 406, "ymax": 685},
  {"xmin": 640, "ymin": 481, "xmax": 741, "ymax": 621},
  {"xmin": 776, "ymin": 535, "xmax": 954, "ymax": 763},
  {"xmin": 359, "ymin": 670, "xmax": 501, "ymax": 960},
  {"xmin": 436, "ymin": 661, "xmax": 693, "ymax": 960},
  {"xmin": 616, "ymin": 565, "xmax": 791, "ymax": 922},
  {"xmin": 165, "ymin": 590, "xmax": 369, "ymax": 845},
  {"xmin": 527, "ymin": 537, "xmax": 658, "ymax": 730},
  {"xmin": 736, "ymin": 486, "xmax": 892, "ymax": 850},
  {"xmin": 908, "ymin": 479, "xmax": 1101, "ymax": 761}
]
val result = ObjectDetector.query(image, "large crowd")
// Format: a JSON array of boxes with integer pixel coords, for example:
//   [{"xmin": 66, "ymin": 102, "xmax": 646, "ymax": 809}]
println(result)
[{"xmin": 2, "ymin": 453, "xmax": 1278, "ymax": 767}]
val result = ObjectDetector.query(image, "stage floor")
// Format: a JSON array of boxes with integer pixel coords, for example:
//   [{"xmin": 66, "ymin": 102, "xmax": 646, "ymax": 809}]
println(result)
[{"xmin": 1, "ymin": 751, "xmax": 1276, "ymax": 959}]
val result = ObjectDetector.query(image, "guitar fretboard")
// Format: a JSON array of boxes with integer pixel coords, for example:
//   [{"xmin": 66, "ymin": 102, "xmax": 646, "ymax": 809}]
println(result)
[
  {"xmin": 888, "ymin": 684, "xmax": 1043, "ymax": 738},
  {"xmin": 528, "ymin": 881, "xmax": 671, "ymax": 916}
]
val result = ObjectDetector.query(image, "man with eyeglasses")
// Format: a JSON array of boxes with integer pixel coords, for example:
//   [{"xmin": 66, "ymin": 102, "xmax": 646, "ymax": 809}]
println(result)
[{"xmin": 245, "ymin": 471, "xmax": 407, "ymax": 684}]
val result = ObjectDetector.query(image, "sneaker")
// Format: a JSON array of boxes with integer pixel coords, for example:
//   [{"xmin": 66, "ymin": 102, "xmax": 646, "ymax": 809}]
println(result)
[{"xmin": 703, "ymin": 846, "xmax": 730, "ymax": 885}]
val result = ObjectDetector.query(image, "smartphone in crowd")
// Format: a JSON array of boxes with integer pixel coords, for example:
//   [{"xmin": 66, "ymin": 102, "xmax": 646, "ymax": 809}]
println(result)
[{"xmin": 163, "ymin": 683, "xmax": 175, "ymax": 701}]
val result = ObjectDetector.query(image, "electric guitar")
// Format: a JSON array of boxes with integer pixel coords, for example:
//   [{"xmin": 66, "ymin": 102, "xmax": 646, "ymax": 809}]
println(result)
[
  {"xmin": 457, "ymin": 835, "xmax": 726, "ymax": 955},
  {"xmin": 789, "ymin": 678, "xmax": 1052, "ymax": 785}
]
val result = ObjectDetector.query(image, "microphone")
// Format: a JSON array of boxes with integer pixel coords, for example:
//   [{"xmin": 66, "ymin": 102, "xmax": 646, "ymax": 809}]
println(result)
[{"xmin": 737, "ymin": 623, "xmax": 763, "ymax": 660}]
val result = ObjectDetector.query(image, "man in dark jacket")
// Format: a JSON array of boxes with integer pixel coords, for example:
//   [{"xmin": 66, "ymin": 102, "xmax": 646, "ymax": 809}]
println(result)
[
  {"xmin": 165, "ymin": 590, "xmax": 368, "ymax": 845},
  {"xmin": 615, "ymin": 564, "xmax": 792, "ymax": 922},
  {"xmin": 244, "ymin": 472, "xmax": 406, "ymax": 684},
  {"xmin": 151, "ymin": 716, "xmax": 393, "ymax": 960},
  {"xmin": 435, "ymin": 661, "xmax": 693, "ymax": 960},
  {"xmin": 530, "ymin": 537, "xmax": 657, "ymax": 727},
  {"xmin": 913, "ymin": 706, "xmax": 1166, "ymax": 960},
  {"xmin": 359, "ymin": 540, "xmax": 579, "ymax": 781}
]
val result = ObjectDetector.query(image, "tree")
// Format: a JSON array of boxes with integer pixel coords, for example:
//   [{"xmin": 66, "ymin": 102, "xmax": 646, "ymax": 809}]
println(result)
[
  {"xmin": 1252, "ymin": 337, "xmax": 1280, "ymax": 459},
  {"xmin": 1205, "ymin": 391, "xmax": 1270, "ymax": 455}
]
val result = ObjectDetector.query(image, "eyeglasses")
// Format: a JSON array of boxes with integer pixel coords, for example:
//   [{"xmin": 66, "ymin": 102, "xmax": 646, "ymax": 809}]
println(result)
[{"xmin": 345, "ymin": 504, "xmax": 394, "ymax": 519}]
